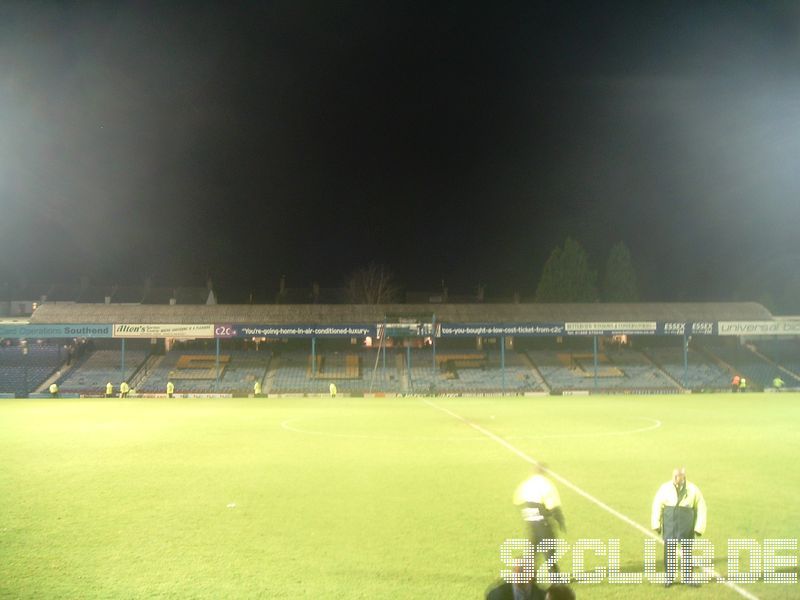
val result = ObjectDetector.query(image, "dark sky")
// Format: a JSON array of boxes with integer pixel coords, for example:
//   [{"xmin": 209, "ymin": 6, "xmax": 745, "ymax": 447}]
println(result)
[{"xmin": 2, "ymin": 1, "xmax": 800, "ymax": 303}]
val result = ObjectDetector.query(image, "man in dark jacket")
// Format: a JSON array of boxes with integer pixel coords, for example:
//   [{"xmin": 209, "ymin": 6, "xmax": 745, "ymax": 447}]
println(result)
[
  {"xmin": 651, "ymin": 467, "xmax": 707, "ymax": 586},
  {"xmin": 485, "ymin": 576, "xmax": 573, "ymax": 600},
  {"xmin": 513, "ymin": 467, "xmax": 566, "ymax": 574}
]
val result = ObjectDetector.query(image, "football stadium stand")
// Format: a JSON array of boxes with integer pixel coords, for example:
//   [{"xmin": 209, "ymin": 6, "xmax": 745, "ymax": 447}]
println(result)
[
  {"xmin": 406, "ymin": 348, "xmax": 545, "ymax": 394},
  {"xmin": 4, "ymin": 299, "xmax": 797, "ymax": 396},
  {"xmin": 641, "ymin": 345, "xmax": 731, "ymax": 391},
  {"xmin": 136, "ymin": 349, "xmax": 272, "ymax": 395},
  {"xmin": 526, "ymin": 348, "xmax": 681, "ymax": 393},
  {"xmin": 58, "ymin": 349, "xmax": 149, "ymax": 394},
  {"xmin": 0, "ymin": 344, "xmax": 65, "ymax": 394},
  {"xmin": 269, "ymin": 350, "xmax": 402, "ymax": 394},
  {"xmin": 699, "ymin": 340, "xmax": 800, "ymax": 390},
  {"xmin": 751, "ymin": 340, "xmax": 800, "ymax": 385}
]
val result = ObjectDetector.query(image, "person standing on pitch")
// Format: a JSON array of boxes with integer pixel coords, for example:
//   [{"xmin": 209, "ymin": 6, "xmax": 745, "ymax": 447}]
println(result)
[
  {"xmin": 166, "ymin": 381, "xmax": 174, "ymax": 398},
  {"xmin": 651, "ymin": 467, "xmax": 707, "ymax": 587},
  {"xmin": 773, "ymin": 376, "xmax": 785, "ymax": 391},
  {"xmin": 731, "ymin": 374, "xmax": 740, "ymax": 393},
  {"xmin": 105, "ymin": 381, "xmax": 113, "ymax": 398},
  {"xmin": 513, "ymin": 466, "xmax": 566, "ymax": 573},
  {"xmin": 253, "ymin": 380, "xmax": 261, "ymax": 397},
  {"xmin": 119, "ymin": 381, "xmax": 130, "ymax": 398},
  {"xmin": 49, "ymin": 382, "xmax": 59, "ymax": 398},
  {"xmin": 329, "ymin": 382, "xmax": 337, "ymax": 397},
  {"xmin": 738, "ymin": 376, "xmax": 747, "ymax": 393}
]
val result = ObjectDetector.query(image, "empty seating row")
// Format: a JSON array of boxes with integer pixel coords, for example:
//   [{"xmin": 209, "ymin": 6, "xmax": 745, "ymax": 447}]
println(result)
[
  {"xmin": 136, "ymin": 349, "xmax": 271, "ymax": 394},
  {"xmin": 701, "ymin": 342, "xmax": 800, "ymax": 389},
  {"xmin": 526, "ymin": 349, "xmax": 680, "ymax": 393},
  {"xmin": 406, "ymin": 348, "xmax": 544, "ymax": 393},
  {"xmin": 269, "ymin": 351, "xmax": 402, "ymax": 394},
  {"xmin": 641, "ymin": 346, "xmax": 731, "ymax": 390},
  {"xmin": 0, "ymin": 345, "xmax": 65, "ymax": 393},
  {"xmin": 752, "ymin": 340, "xmax": 800, "ymax": 382},
  {"xmin": 58, "ymin": 350, "xmax": 149, "ymax": 393}
]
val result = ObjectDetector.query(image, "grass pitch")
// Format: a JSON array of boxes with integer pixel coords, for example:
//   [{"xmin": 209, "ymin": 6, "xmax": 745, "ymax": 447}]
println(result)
[{"xmin": 1, "ymin": 393, "xmax": 799, "ymax": 599}]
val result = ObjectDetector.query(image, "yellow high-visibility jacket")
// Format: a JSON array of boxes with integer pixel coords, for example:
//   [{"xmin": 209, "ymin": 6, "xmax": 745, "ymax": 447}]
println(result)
[{"xmin": 651, "ymin": 481, "xmax": 707, "ymax": 539}]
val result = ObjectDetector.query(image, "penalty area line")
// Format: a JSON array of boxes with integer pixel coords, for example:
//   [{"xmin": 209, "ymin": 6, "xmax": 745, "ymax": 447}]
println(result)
[{"xmin": 423, "ymin": 399, "xmax": 759, "ymax": 600}]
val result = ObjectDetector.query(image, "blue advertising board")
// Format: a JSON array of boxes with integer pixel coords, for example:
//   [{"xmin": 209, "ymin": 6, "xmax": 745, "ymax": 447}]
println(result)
[
  {"xmin": 0, "ymin": 324, "xmax": 113, "ymax": 339},
  {"xmin": 0, "ymin": 321, "xmax": 727, "ymax": 340},
  {"xmin": 215, "ymin": 324, "xmax": 376, "ymax": 338},
  {"xmin": 440, "ymin": 322, "xmax": 719, "ymax": 337},
  {"xmin": 439, "ymin": 323, "xmax": 565, "ymax": 337},
  {"xmin": 564, "ymin": 321, "xmax": 658, "ymax": 336},
  {"xmin": 655, "ymin": 322, "xmax": 718, "ymax": 336}
]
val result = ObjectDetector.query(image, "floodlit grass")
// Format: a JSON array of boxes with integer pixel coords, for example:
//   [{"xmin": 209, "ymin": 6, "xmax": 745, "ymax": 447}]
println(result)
[{"xmin": 1, "ymin": 393, "xmax": 799, "ymax": 599}]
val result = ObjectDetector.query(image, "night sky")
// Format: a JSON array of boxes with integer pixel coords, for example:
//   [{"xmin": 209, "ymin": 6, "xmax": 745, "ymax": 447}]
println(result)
[{"xmin": 2, "ymin": 1, "xmax": 800, "ymax": 303}]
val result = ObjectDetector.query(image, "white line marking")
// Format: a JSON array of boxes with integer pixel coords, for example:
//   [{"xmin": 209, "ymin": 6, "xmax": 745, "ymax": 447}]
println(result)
[{"xmin": 424, "ymin": 399, "xmax": 759, "ymax": 600}]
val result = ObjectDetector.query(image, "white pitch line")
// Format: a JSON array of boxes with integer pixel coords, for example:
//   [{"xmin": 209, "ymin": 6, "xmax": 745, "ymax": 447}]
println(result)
[{"xmin": 423, "ymin": 399, "xmax": 760, "ymax": 600}]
